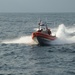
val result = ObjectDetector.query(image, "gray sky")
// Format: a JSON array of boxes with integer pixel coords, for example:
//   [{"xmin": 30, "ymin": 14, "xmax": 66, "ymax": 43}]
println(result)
[{"xmin": 0, "ymin": 0, "xmax": 75, "ymax": 13}]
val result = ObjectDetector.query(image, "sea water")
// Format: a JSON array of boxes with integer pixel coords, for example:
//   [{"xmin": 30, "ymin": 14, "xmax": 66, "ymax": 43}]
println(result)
[{"xmin": 0, "ymin": 13, "xmax": 75, "ymax": 75}]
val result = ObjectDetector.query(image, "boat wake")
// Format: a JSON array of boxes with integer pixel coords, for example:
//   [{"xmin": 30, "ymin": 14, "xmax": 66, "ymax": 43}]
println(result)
[
  {"xmin": 1, "ymin": 36, "xmax": 37, "ymax": 45},
  {"xmin": 1, "ymin": 24, "xmax": 75, "ymax": 45}
]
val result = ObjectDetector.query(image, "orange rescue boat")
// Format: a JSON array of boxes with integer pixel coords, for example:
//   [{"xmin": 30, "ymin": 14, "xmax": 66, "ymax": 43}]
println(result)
[{"xmin": 32, "ymin": 21, "xmax": 56, "ymax": 46}]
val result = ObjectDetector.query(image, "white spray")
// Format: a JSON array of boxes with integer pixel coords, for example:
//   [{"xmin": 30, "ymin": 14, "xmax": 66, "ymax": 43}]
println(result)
[{"xmin": 52, "ymin": 24, "xmax": 75, "ymax": 44}]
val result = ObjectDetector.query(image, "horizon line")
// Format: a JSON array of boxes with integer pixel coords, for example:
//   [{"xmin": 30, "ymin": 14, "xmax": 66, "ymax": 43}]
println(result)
[{"xmin": 0, "ymin": 11, "xmax": 75, "ymax": 14}]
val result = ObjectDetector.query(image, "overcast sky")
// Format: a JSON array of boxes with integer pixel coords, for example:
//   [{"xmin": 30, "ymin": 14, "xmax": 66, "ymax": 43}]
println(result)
[{"xmin": 0, "ymin": 0, "xmax": 75, "ymax": 13}]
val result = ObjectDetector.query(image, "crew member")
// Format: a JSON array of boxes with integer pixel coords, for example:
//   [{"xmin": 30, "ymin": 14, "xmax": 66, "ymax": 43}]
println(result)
[{"xmin": 47, "ymin": 29, "xmax": 51, "ymax": 35}]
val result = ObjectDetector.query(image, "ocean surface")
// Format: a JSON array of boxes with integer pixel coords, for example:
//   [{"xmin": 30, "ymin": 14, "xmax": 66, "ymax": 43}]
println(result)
[{"xmin": 0, "ymin": 13, "xmax": 75, "ymax": 75}]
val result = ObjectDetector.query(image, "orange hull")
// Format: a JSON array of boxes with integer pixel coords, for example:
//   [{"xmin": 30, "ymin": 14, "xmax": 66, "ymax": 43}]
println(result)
[{"xmin": 32, "ymin": 32, "xmax": 56, "ymax": 46}]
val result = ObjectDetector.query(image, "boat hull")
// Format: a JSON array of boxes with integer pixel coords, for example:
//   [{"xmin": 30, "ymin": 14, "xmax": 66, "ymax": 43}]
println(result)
[
  {"xmin": 37, "ymin": 36, "xmax": 52, "ymax": 46},
  {"xmin": 32, "ymin": 32, "xmax": 56, "ymax": 46}
]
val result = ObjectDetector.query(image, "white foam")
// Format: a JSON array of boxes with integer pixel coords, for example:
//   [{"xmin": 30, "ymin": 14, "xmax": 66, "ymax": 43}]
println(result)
[
  {"xmin": 1, "ymin": 24, "xmax": 75, "ymax": 45},
  {"xmin": 1, "ymin": 36, "xmax": 37, "ymax": 45}
]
